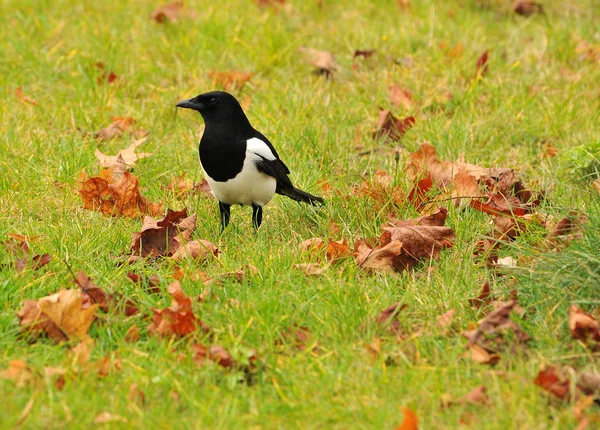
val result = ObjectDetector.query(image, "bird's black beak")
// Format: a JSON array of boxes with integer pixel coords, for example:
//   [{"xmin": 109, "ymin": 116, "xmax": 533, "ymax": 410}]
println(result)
[{"xmin": 176, "ymin": 98, "xmax": 203, "ymax": 111}]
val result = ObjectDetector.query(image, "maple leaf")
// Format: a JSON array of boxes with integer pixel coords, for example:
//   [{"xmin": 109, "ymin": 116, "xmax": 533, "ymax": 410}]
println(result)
[
  {"xmin": 148, "ymin": 281, "xmax": 210, "ymax": 337},
  {"xmin": 476, "ymin": 50, "xmax": 489, "ymax": 77},
  {"xmin": 151, "ymin": 1, "xmax": 198, "ymax": 23},
  {"xmin": 75, "ymin": 271, "xmax": 138, "ymax": 316},
  {"xmin": 94, "ymin": 136, "xmax": 152, "ymax": 169},
  {"xmin": 386, "ymin": 207, "xmax": 448, "ymax": 228},
  {"xmin": 389, "ymin": 84, "xmax": 413, "ymax": 110},
  {"xmin": 407, "ymin": 175, "xmax": 433, "ymax": 209},
  {"xmin": 129, "ymin": 208, "xmax": 194, "ymax": 258},
  {"xmin": 395, "ymin": 407, "xmax": 418, "ymax": 430},
  {"xmin": 80, "ymin": 171, "xmax": 163, "ymax": 218},
  {"xmin": 208, "ymin": 71, "xmax": 253, "ymax": 91},
  {"xmin": 299, "ymin": 47, "xmax": 337, "ymax": 77},
  {"xmin": 15, "ymin": 87, "xmax": 38, "ymax": 105},
  {"xmin": 373, "ymin": 109, "xmax": 415, "ymax": 143},
  {"xmin": 355, "ymin": 232, "xmax": 403, "ymax": 272},
  {"xmin": 569, "ymin": 305, "xmax": 600, "ymax": 343},
  {"xmin": 463, "ymin": 300, "xmax": 530, "ymax": 362},
  {"xmin": 17, "ymin": 289, "xmax": 98, "ymax": 343},
  {"xmin": 353, "ymin": 170, "xmax": 405, "ymax": 209}
]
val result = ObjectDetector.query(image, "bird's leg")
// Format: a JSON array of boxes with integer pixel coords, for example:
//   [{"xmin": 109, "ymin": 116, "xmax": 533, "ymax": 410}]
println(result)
[
  {"xmin": 219, "ymin": 202, "xmax": 231, "ymax": 232},
  {"xmin": 251, "ymin": 204, "xmax": 263, "ymax": 230}
]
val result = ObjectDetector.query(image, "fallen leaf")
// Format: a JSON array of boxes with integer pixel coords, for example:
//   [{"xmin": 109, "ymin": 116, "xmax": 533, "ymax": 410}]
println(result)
[
  {"xmin": 467, "ymin": 343, "xmax": 500, "ymax": 365},
  {"xmin": 15, "ymin": 87, "xmax": 38, "ymax": 105},
  {"xmin": 407, "ymin": 174, "xmax": 433, "ymax": 209},
  {"xmin": 94, "ymin": 136, "xmax": 152, "ymax": 168},
  {"xmin": 164, "ymin": 173, "xmax": 194, "ymax": 196},
  {"xmin": 534, "ymin": 366, "xmax": 576, "ymax": 401},
  {"xmin": 94, "ymin": 412, "xmax": 127, "ymax": 424},
  {"xmin": 208, "ymin": 71, "xmax": 253, "ymax": 91},
  {"xmin": 18, "ymin": 289, "xmax": 98, "ymax": 343},
  {"xmin": 395, "ymin": 407, "xmax": 418, "ymax": 430},
  {"xmin": 15, "ymin": 253, "xmax": 51, "ymax": 273},
  {"xmin": 513, "ymin": 0, "xmax": 543, "ymax": 17},
  {"xmin": 76, "ymin": 271, "xmax": 138, "ymax": 316},
  {"xmin": 79, "ymin": 171, "xmax": 163, "ymax": 218},
  {"xmin": 171, "ymin": 239, "xmax": 220, "ymax": 261},
  {"xmin": 435, "ymin": 309, "xmax": 456, "ymax": 335},
  {"xmin": 464, "ymin": 385, "xmax": 489, "ymax": 405},
  {"xmin": 276, "ymin": 326, "xmax": 314, "ymax": 351},
  {"xmin": 375, "ymin": 303, "xmax": 408, "ymax": 336},
  {"xmin": 578, "ymin": 371, "xmax": 600, "ymax": 395},
  {"xmin": 468, "ymin": 281, "xmax": 492, "ymax": 309},
  {"xmin": 386, "ymin": 207, "xmax": 448, "ymax": 228},
  {"xmin": 95, "ymin": 62, "xmax": 118, "ymax": 85},
  {"xmin": 128, "ymin": 383, "xmax": 146, "ymax": 405},
  {"xmin": 294, "ymin": 263, "xmax": 327, "ymax": 276},
  {"xmin": 127, "ymin": 272, "xmax": 161, "ymax": 294},
  {"xmin": 326, "ymin": 239, "xmax": 352, "ymax": 262},
  {"xmin": 192, "ymin": 344, "xmax": 236, "ymax": 368},
  {"xmin": 389, "ymin": 85, "xmax": 413, "ymax": 110},
  {"xmin": 463, "ymin": 300, "xmax": 530, "ymax": 359},
  {"xmin": 354, "ymin": 49, "xmax": 376, "ymax": 59},
  {"xmin": 373, "ymin": 109, "xmax": 415, "ymax": 143},
  {"xmin": 151, "ymin": 1, "xmax": 198, "ymax": 23},
  {"xmin": 148, "ymin": 281, "xmax": 210, "ymax": 337},
  {"xmin": 476, "ymin": 50, "xmax": 489, "ymax": 77},
  {"xmin": 353, "ymin": 169, "xmax": 405, "ymax": 209},
  {"xmin": 0, "ymin": 360, "xmax": 33, "ymax": 387},
  {"xmin": 299, "ymin": 47, "xmax": 337, "ymax": 77},
  {"xmin": 569, "ymin": 305, "xmax": 600, "ymax": 343},
  {"xmin": 576, "ymin": 40, "xmax": 600, "ymax": 64},
  {"xmin": 125, "ymin": 325, "xmax": 141, "ymax": 343}
]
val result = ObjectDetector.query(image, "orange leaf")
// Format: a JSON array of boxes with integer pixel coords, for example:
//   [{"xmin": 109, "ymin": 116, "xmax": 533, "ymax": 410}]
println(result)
[{"xmin": 395, "ymin": 407, "xmax": 418, "ymax": 430}]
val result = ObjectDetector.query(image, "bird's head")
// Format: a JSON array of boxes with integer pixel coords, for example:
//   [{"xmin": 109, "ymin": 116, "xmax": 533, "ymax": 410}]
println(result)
[{"xmin": 176, "ymin": 91, "xmax": 247, "ymax": 126}]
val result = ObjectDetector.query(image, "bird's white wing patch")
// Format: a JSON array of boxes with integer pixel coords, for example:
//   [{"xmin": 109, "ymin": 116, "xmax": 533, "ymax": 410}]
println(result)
[{"xmin": 246, "ymin": 137, "xmax": 276, "ymax": 160}]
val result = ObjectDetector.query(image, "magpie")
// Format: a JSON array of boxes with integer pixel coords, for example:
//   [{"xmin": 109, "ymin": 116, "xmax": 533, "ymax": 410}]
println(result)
[{"xmin": 176, "ymin": 91, "xmax": 324, "ymax": 230}]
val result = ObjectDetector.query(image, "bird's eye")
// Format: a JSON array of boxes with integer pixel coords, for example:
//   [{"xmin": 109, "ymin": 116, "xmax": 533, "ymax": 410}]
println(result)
[{"xmin": 210, "ymin": 97, "xmax": 218, "ymax": 105}]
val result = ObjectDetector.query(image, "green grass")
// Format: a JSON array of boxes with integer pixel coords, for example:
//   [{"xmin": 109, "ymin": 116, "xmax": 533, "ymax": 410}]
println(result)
[{"xmin": 1, "ymin": 0, "xmax": 600, "ymax": 428}]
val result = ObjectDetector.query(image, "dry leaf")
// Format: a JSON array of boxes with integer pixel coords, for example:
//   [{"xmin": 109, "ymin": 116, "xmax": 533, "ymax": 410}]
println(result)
[
  {"xmin": 476, "ymin": 50, "xmax": 489, "ymax": 76},
  {"xmin": 569, "ymin": 305, "xmax": 600, "ymax": 343},
  {"xmin": 125, "ymin": 325, "xmax": 141, "ymax": 343},
  {"xmin": 468, "ymin": 281, "xmax": 492, "ymax": 309},
  {"xmin": 513, "ymin": 0, "xmax": 543, "ymax": 17},
  {"xmin": 389, "ymin": 85, "xmax": 413, "ymax": 110},
  {"xmin": 373, "ymin": 109, "xmax": 415, "ymax": 143},
  {"xmin": 0, "ymin": 360, "xmax": 33, "ymax": 387},
  {"xmin": 15, "ymin": 87, "xmax": 38, "ymax": 105},
  {"xmin": 208, "ymin": 71, "xmax": 253, "ymax": 91},
  {"xmin": 375, "ymin": 303, "xmax": 408, "ymax": 336},
  {"xmin": 299, "ymin": 47, "xmax": 337, "ymax": 76},
  {"xmin": 94, "ymin": 136, "xmax": 152, "ymax": 168},
  {"xmin": 80, "ymin": 171, "xmax": 163, "ymax": 218},
  {"xmin": 435, "ymin": 309, "xmax": 456, "ymax": 335},
  {"xmin": 354, "ymin": 49, "xmax": 376, "ymax": 59},
  {"xmin": 148, "ymin": 281, "xmax": 210, "ymax": 337},
  {"xmin": 467, "ymin": 343, "xmax": 500, "ymax": 365},
  {"xmin": 18, "ymin": 289, "xmax": 98, "ymax": 343},
  {"xmin": 151, "ymin": 1, "xmax": 198, "ymax": 23},
  {"xmin": 395, "ymin": 407, "xmax": 418, "ymax": 430},
  {"xmin": 294, "ymin": 263, "xmax": 327, "ymax": 276},
  {"xmin": 534, "ymin": 366, "xmax": 576, "ymax": 401},
  {"xmin": 94, "ymin": 412, "xmax": 127, "ymax": 424}
]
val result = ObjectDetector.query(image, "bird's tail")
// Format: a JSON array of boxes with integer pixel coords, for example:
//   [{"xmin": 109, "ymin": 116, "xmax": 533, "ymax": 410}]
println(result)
[{"xmin": 279, "ymin": 186, "xmax": 324, "ymax": 206}]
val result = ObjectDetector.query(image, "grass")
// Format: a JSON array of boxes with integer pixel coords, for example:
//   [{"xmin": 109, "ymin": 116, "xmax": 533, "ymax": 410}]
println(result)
[{"xmin": 1, "ymin": 0, "xmax": 599, "ymax": 428}]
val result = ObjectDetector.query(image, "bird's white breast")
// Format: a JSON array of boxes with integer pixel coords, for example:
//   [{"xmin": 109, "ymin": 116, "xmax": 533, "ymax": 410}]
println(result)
[{"xmin": 203, "ymin": 138, "xmax": 277, "ymax": 207}]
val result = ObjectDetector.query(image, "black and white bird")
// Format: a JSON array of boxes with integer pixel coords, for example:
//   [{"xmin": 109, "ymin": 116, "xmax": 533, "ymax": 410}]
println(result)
[{"xmin": 176, "ymin": 91, "xmax": 323, "ymax": 230}]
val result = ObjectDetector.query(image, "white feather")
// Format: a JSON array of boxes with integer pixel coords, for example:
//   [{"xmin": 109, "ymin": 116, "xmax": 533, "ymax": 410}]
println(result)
[{"xmin": 203, "ymin": 139, "xmax": 277, "ymax": 206}]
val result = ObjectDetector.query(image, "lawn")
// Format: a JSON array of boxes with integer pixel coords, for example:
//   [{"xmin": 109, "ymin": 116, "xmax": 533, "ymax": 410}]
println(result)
[{"xmin": 1, "ymin": 0, "xmax": 599, "ymax": 428}]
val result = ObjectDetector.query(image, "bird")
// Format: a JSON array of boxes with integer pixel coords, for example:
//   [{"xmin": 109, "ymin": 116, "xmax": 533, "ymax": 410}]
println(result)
[{"xmin": 176, "ymin": 91, "xmax": 324, "ymax": 231}]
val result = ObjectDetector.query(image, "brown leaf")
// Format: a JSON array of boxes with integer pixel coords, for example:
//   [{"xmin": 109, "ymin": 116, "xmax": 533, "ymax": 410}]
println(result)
[
  {"xmin": 468, "ymin": 281, "xmax": 492, "ymax": 309},
  {"xmin": 578, "ymin": 371, "xmax": 600, "ymax": 395},
  {"xmin": 326, "ymin": 239, "xmax": 352, "ymax": 262},
  {"xmin": 130, "ymin": 208, "xmax": 194, "ymax": 258},
  {"xmin": 18, "ymin": 289, "xmax": 98, "ymax": 343},
  {"xmin": 208, "ymin": 71, "xmax": 253, "ymax": 91},
  {"xmin": 128, "ymin": 383, "xmax": 146, "ymax": 405},
  {"xmin": 463, "ymin": 300, "xmax": 530, "ymax": 358},
  {"xmin": 354, "ymin": 49, "xmax": 376, "ymax": 59},
  {"xmin": 94, "ymin": 412, "xmax": 127, "ymax": 424},
  {"xmin": 467, "ymin": 343, "xmax": 500, "ymax": 365},
  {"xmin": 148, "ymin": 281, "xmax": 210, "ymax": 337},
  {"xmin": 277, "ymin": 326, "xmax": 313, "ymax": 351},
  {"xmin": 15, "ymin": 253, "xmax": 52, "ymax": 273},
  {"xmin": 395, "ymin": 407, "xmax": 418, "ymax": 430},
  {"xmin": 353, "ymin": 170, "xmax": 405, "ymax": 209},
  {"xmin": 469, "ymin": 194, "xmax": 529, "ymax": 217},
  {"xmin": 375, "ymin": 303, "xmax": 408, "ymax": 336},
  {"xmin": 170, "ymin": 239, "xmax": 220, "ymax": 261},
  {"xmin": 192, "ymin": 344, "xmax": 236, "ymax": 368},
  {"xmin": 476, "ymin": 50, "xmax": 489, "ymax": 77},
  {"xmin": 465, "ymin": 385, "xmax": 489, "ymax": 405},
  {"xmin": 127, "ymin": 272, "xmax": 161, "ymax": 294},
  {"xmin": 15, "ymin": 87, "xmax": 38, "ymax": 105},
  {"xmin": 294, "ymin": 263, "xmax": 327, "ymax": 276},
  {"xmin": 534, "ymin": 366, "xmax": 574, "ymax": 401},
  {"xmin": 386, "ymin": 207, "xmax": 448, "ymax": 228},
  {"xmin": 0, "ymin": 360, "xmax": 33, "ymax": 387},
  {"xmin": 299, "ymin": 47, "xmax": 337, "ymax": 76},
  {"xmin": 373, "ymin": 109, "xmax": 415, "ymax": 143},
  {"xmin": 125, "ymin": 325, "xmax": 141, "ymax": 343},
  {"xmin": 389, "ymin": 85, "xmax": 413, "ymax": 110},
  {"xmin": 80, "ymin": 172, "xmax": 163, "ymax": 218},
  {"xmin": 94, "ymin": 136, "xmax": 152, "ymax": 168},
  {"xmin": 569, "ymin": 305, "xmax": 600, "ymax": 343},
  {"xmin": 407, "ymin": 174, "xmax": 433, "ymax": 209},
  {"xmin": 151, "ymin": 1, "xmax": 198, "ymax": 23},
  {"xmin": 96, "ymin": 62, "xmax": 118, "ymax": 85},
  {"xmin": 513, "ymin": 0, "xmax": 543, "ymax": 17},
  {"xmin": 435, "ymin": 309, "xmax": 456, "ymax": 335},
  {"xmin": 164, "ymin": 173, "xmax": 194, "ymax": 196},
  {"xmin": 355, "ymin": 234, "xmax": 403, "ymax": 272},
  {"xmin": 195, "ymin": 178, "xmax": 213, "ymax": 196}
]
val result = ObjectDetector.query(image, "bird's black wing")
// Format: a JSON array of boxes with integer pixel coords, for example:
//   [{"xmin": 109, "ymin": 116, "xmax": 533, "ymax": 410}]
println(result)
[{"xmin": 251, "ymin": 130, "xmax": 291, "ymax": 174}]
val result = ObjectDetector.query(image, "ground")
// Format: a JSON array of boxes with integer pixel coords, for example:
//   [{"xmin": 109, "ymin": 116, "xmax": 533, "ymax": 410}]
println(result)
[{"xmin": 1, "ymin": 0, "xmax": 599, "ymax": 428}]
